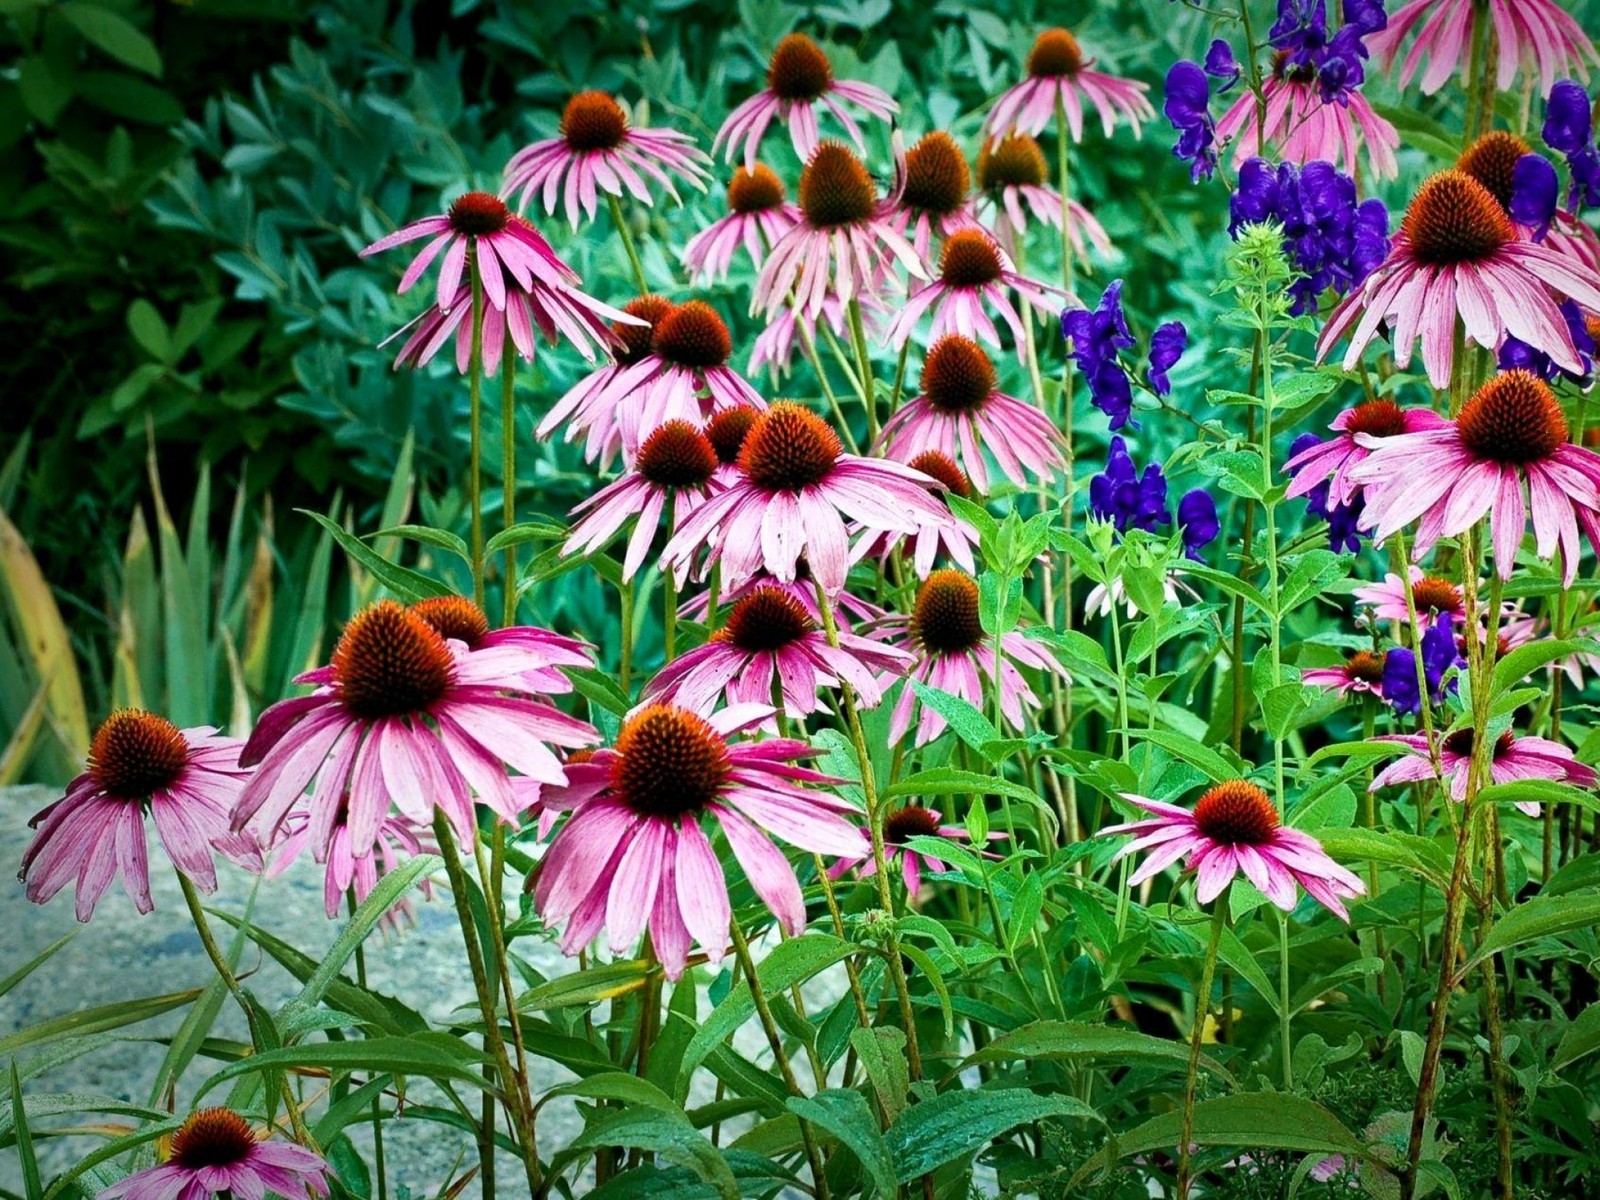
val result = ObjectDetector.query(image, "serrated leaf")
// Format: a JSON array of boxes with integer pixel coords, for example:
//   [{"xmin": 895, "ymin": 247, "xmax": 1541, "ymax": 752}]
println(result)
[{"xmin": 887, "ymin": 1086, "xmax": 1100, "ymax": 1181}]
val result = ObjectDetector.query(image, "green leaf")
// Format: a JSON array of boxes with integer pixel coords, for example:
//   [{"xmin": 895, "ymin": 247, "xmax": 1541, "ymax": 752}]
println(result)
[
  {"xmin": 278, "ymin": 856, "xmax": 439, "ymax": 1035},
  {"xmin": 0, "ymin": 932, "xmax": 76, "ymax": 1000},
  {"xmin": 790, "ymin": 1090, "xmax": 897, "ymax": 1197},
  {"xmin": 58, "ymin": 2, "xmax": 162, "ymax": 75},
  {"xmin": 9, "ymin": 1066, "xmax": 41, "ymax": 1200},
  {"xmin": 887, "ymin": 766, "xmax": 1040, "ymax": 807},
  {"xmin": 1261, "ymin": 682, "xmax": 1313, "ymax": 742},
  {"xmin": 543, "ymin": 1071, "xmax": 682, "ymax": 1114},
  {"xmin": 1463, "ymin": 891, "xmax": 1600, "ymax": 973},
  {"xmin": 300, "ymin": 510, "xmax": 452, "ymax": 602},
  {"xmin": 888, "ymin": 1086, "xmax": 1100, "ymax": 1181},
  {"xmin": 1312, "ymin": 827, "xmax": 1450, "ymax": 889},
  {"xmin": 1216, "ymin": 926, "xmax": 1279, "ymax": 1014},
  {"xmin": 1302, "ymin": 739, "xmax": 1410, "ymax": 771},
  {"xmin": 518, "ymin": 961, "xmax": 651, "ymax": 1011},
  {"xmin": 851, "ymin": 1027, "xmax": 909, "ymax": 1125},
  {"xmin": 486, "ymin": 518, "xmax": 568, "ymax": 555},
  {"xmin": 1493, "ymin": 639, "xmax": 1600, "ymax": 693},
  {"xmin": 197, "ymin": 1034, "xmax": 491, "ymax": 1100},
  {"xmin": 1479, "ymin": 779, "xmax": 1600, "ymax": 815},
  {"xmin": 1068, "ymin": 1094, "xmax": 1366, "ymax": 1184},
  {"xmin": 0, "ymin": 990, "xmax": 200, "ymax": 1058},
  {"xmin": 679, "ymin": 936, "xmax": 858, "ymax": 1090},
  {"xmin": 1181, "ymin": 563, "xmax": 1271, "ymax": 612},
  {"xmin": 126, "ymin": 300, "xmax": 172, "ymax": 363},
  {"xmin": 909, "ymin": 680, "xmax": 1000, "ymax": 758},
  {"xmin": 958, "ymin": 1020, "xmax": 1231, "ymax": 1080},
  {"xmin": 1554, "ymin": 1002, "xmax": 1600, "ymax": 1070},
  {"xmin": 371, "ymin": 523, "xmax": 470, "ymax": 564},
  {"xmin": 1127, "ymin": 729, "xmax": 1238, "ymax": 783},
  {"xmin": 570, "ymin": 1108, "xmax": 738, "ymax": 1200}
]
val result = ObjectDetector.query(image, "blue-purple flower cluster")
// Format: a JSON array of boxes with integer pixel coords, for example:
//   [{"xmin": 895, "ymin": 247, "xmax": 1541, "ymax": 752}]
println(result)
[
  {"xmin": 1163, "ymin": 40, "xmax": 1240, "ymax": 182},
  {"xmin": 1230, "ymin": 158, "xmax": 1390, "ymax": 314},
  {"xmin": 1498, "ymin": 299, "xmax": 1597, "ymax": 384},
  {"xmin": 1289, "ymin": 431, "xmax": 1366, "ymax": 553},
  {"xmin": 1090, "ymin": 438, "xmax": 1219, "ymax": 562},
  {"xmin": 1545, "ymin": 79, "xmax": 1600, "ymax": 211},
  {"xmin": 1062, "ymin": 283, "xmax": 1190, "ymax": 430},
  {"xmin": 1270, "ymin": 0, "xmax": 1388, "ymax": 104},
  {"xmin": 1381, "ymin": 611, "xmax": 1461, "ymax": 716}
]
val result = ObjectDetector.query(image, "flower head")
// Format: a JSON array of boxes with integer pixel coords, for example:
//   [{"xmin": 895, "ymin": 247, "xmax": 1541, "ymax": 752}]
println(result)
[
  {"xmin": 1303, "ymin": 649, "xmax": 1389, "ymax": 699},
  {"xmin": 1371, "ymin": 728, "xmax": 1596, "ymax": 812},
  {"xmin": 360, "ymin": 192, "xmax": 589, "ymax": 316},
  {"xmin": 828, "ymin": 804, "xmax": 996, "ymax": 895},
  {"xmin": 1370, "ymin": 0, "xmax": 1596, "ymax": 97},
  {"xmin": 894, "ymin": 131, "xmax": 978, "ymax": 260},
  {"xmin": 1089, "ymin": 437, "xmax": 1169, "ymax": 533},
  {"xmin": 21, "ymin": 711, "xmax": 255, "ymax": 922},
  {"xmin": 1285, "ymin": 399, "xmax": 1447, "ymax": 509},
  {"xmin": 887, "ymin": 569, "xmax": 1067, "ymax": 746},
  {"xmin": 645, "ymin": 583, "xmax": 911, "ymax": 717},
  {"xmin": 1146, "ymin": 322, "xmax": 1187, "ymax": 396},
  {"xmin": 1062, "ymin": 281, "xmax": 1138, "ymax": 429},
  {"xmin": 754, "ymin": 139, "xmax": 926, "ymax": 320},
  {"xmin": 662, "ymin": 401, "xmax": 954, "ymax": 594},
  {"xmin": 1381, "ymin": 611, "xmax": 1463, "ymax": 715},
  {"xmin": 99, "ymin": 1107, "xmax": 330, "ymax": 1200},
  {"xmin": 684, "ymin": 164, "xmax": 802, "ymax": 283},
  {"xmin": 876, "ymin": 334, "xmax": 1064, "ymax": 490},
  {"xmin": 533, "ymin": 703, "xmax": 862, "ymax": 979},
  {"xmin": 505, "ymin": 90, "xmax": 711, "ymax": 227},
  {"xmin": 1177, "ymin": 488, "xmax": 1220, "ymax": 561},
  {"xmin": 887, "ymin": 228, "xmax": 1063, "ymax": 359},
  {"xmin": 1164, "ymin": 59, "xmax": 1221, "ymax": 182},
  {"xmin": 1318, "ymin": 170, "xmax": 1600, "ymax": 388},
  {"xmin": 1215, "ymin": 57, "xmax": 1399, "ymax": 179},
  {"xmin": 975, "ymin": 132, "xmax": 1112, "ymax": 258},
  {"xmin": 985, "ymin": 28, "xmax": 1154, "ymax": 141},
  {"xmin": 714, "ymin": 33, "xmax": 898, "ymax": 168},
  {"xmin": 1101, "ymin": 780, "xmax": 1366, "ymax": 919},
  {"xmin": 1349, "ymin": 370, "xmax": 1600, "ymax": 583},
  {"xmin": 233, "ymin": 602, "xmax": 598, "ymax": 857}
]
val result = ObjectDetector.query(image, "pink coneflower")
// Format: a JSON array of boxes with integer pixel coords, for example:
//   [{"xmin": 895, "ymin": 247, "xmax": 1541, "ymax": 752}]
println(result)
[
  {"xmin": 1370, "ymin": 0, "xmax": 1597, "ymax": 97},
  {"xmin": 975, "ymin": 132, "xmax": 1111, "ymax": 260},
  {"xmin": 1370, "ymin": 728, "xmax": 1597, "ymax": 814},
  {"xmin": 383, "ymin": 270, "xmax": 632, "ymax": 375},
  {"xmin": 643, "ymin": 583, "xmax": 911, "ymax": 717},
  {"xmin": 893, "ymin": 132, "xmax": 980, "ymax": 261},
  {"xmin": 564, "ymin": 420, "xmax": 722, "ymax": 581},
  {"xmin": 1302, "ymin": 650, "xmax": 1389, "ymax": 699},
  {"xmin": 1284, "ymin": 400, "xmax": 1448, "ymax": 509},
  {"xmin": 684, "ymin": 164, "xmax": 800, "ymax": 283},
  {"xmin": 888, "ymin": 569, "xmax": 1066, "ymax": 746},
  {"xmin": 886, "ymin": 228, "xmax": 1062, "ymax": 359},
  {"xmin": 877, "ymin": 334, "xmax": 1064, "ymax": 490},
  {"xmin": 662, "ymin": 401, "xmax": 953, "ymax": 594},
  {"xmin": 21, "ymin": 712, "xmax": 254, "ymax": 922},
  {"xmin": 984, "ymin": 28, "xmax": 1154, "ymax": 141},
  {"xmin": 714, "ymin": 32, "xmax": 898, "ymax": 168},
  {"xmin": 749, "ymin": 295, "xmax": 884, "ymax": 378},
  {"xmin": 753, "ymin": 140, "xmax": 925, "ymax": 321},
  {"xmin": 1318, "ymin": 170, "xmax": 1600, "ymax": 389},
  {"xmin": 532, "ymin": 703, "xmax": 862, "ymax": 979},
  {"xmin": 827, "ymin": 804, "xmax": 994, "ymax": 895},
  {"xmin": 1214, "ymin": 54, "xmax": 1399, "ymax": 180},
  {"xmin": 678, "ymin": 565, "xmax": 888, "ymax": 632},
  {"xmin": 1348, "ymin": 371, "xmax": 1600, "ymax": 584},
  {"xmin": 853, "ymin": 451, "xmax": 982, "ymax": 577},
  {"xmin": 705, "ymin": 404, "xmax": 761, "ymax": 485},
  {"xmin": 538, "ymin": 295, "xmax": 675, "ymax": 469},
  {"xmin": 99, "ymin": 1107, "xmax": 329, "ymax": 1200},
  {"xmin": 265, "ymin": 806, "xmax": 435, "ymax": 925},
  {"xmin": 410, "ymin": 596, "xmax": 594, "ymax": 696},
  {"xmin": 233, "ymin": 602, "xmax": 597, "ymax": 856},
  {"xmin": 596, "ymin": 301, "xmax": 768, "ymax": 457},
  {"xmin": 1101, "ymin": 780, "xmax": 1366, "ymax": 919},
  {"xmin": 359, "ymin": 191, "xmax": 577, "ymax": 313},
  {"xmin": 504, "ymin": 90, "xmax": 711, "ymax": 227},
  {"xmin": 1354, "ymin": 568, "xmax": 1466, "ymax": 623}
]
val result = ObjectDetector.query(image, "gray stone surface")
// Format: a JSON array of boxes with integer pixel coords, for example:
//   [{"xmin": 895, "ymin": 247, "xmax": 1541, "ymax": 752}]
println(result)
[{"xmin": 0, "ymin": 785, "xmax": 582, "ymax": 1197}]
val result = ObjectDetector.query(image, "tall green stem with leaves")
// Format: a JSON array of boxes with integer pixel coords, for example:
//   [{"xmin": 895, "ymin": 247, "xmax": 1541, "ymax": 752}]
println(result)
[
  {"xmin": 1176, "ymin": 895, "xmax": 1228, "ymax": 1200},
  {"xmin": 500, "ymin": 352, "xmax": 518, "ymax": 625}
]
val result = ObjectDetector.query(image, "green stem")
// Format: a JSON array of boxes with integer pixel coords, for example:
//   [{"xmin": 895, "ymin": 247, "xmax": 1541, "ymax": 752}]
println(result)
[
  {"xmin": 469, "ymin": 260, "xmax": 486, "ymax": 611},
  {"xmin": 798, "ymin": 323, "xmax": 860, "ymax": 454},
  {"xmin": 607, "ymin": 193, "xmax": 649, "ymax": 295},
  {"xmin": 728, "ymin": 920, "xmax": 831, "ymax": 1199},
  {"xmin": 501, "ymin": 349, "xmax": 518, "ymax": 626},
  {"xmin": 846, "ymin": 299, "xmax": 879, "ymax": 446},
  {"xmin": 619, "ymin": 580, "xmax": 635, "ymax": 695},
  {"xmin": 431, "ymin": 810, "xmax": 543, "ymax": 1195},
  {"xmin": 348, "ymin": 891, "xmax": 388, "ymax": 1200},
  {"xmin": 1176, "ymin": 896, "xmax": 1229, "ymax": 1200},
  {"xmin": 177, "ymin": 872, "xmax": 315, "ymax": 1148}
]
